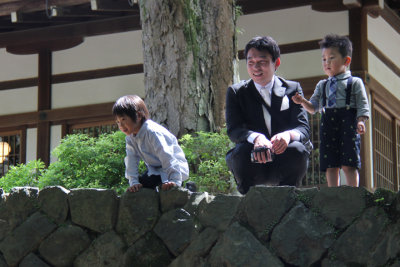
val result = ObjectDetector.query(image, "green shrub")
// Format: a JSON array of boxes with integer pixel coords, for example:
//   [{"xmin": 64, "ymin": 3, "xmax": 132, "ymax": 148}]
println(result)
[
  {"xmin": 179, "ymin": 129, "xmax": 236, "ymax": 194},
  {"xmin": 0, "ymin": 129, "xmax": 236, "ymax": 195},
  {"xmin": 38, "ymin": 131, "xmax": 127, "ymax": 194},
  {"xmin": 0, "ymin": 160, "xmax": 45, "ymax": 192}
]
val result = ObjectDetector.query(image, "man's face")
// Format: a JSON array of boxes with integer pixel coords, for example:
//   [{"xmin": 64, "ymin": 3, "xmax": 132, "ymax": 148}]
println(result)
[{"xmin": 246, "ymin": 48, "xmax": 278, "ymax": 86}]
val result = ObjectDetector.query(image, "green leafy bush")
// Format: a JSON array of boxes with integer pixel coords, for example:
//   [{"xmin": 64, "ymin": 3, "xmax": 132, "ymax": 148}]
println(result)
[
  {"xmin": 0, "ymin": 160, "xmax": 45, "ymax": 192},
  {"xmin": 179, "ymin": 129, "xmax": 236, "ymax": 194},
  {"xmin": 39, "ymin": 131, "xmax": 127, "ymax": 194},
  {"xmin": 0, "ymin": 129, "xmax": 236, "ymax": 195}
]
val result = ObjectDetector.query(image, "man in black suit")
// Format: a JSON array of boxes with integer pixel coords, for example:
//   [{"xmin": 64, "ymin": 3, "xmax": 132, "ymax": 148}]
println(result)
[{"xmin": 225, "ymin": 36, "xmax": 311, "ymax": 194}]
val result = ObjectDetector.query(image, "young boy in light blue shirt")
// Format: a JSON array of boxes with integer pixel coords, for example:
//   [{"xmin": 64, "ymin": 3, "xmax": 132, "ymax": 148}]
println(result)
[
  {"xmin": 112, "ymin": 95, "xmax": 189, "ymax": 192},
  {"xmin": 292, "ymin": 34, "xmax": 369, "ymax": 187}
]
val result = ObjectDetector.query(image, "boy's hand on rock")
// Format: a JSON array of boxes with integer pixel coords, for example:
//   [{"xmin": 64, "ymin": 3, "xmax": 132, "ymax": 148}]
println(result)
[
  {"xmin": 127, "ymin": 184, "xmax": 143, "ymax": 192},
  {"xmin": 162, "ymin": 182, "xmax": 176, "ymax": 191}
]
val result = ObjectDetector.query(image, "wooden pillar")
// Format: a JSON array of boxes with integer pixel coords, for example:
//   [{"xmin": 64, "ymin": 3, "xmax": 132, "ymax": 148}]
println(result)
[
  {"xmin": 37, "ymin": 49, "xmax": 51, "ymax": 166},
  {"xmin": 349, "ymin": 7, "xmax": 370, "ymax": 188}
]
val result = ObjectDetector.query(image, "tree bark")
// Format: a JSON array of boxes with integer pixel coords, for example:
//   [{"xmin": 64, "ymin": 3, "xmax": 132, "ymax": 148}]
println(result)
[{"xmin": 139, "ymin": 0, "xmax": 238, "ymax": 136}]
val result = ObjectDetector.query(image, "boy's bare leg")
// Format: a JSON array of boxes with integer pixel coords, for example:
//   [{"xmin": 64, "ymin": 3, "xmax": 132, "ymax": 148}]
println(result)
[
  {"xmin": 326, "ymin": 168, "xmax": 340, "ymax": 187},
  {"xmin": 342, "ymin": 166, "xmax": 359, "ymax": 187}
]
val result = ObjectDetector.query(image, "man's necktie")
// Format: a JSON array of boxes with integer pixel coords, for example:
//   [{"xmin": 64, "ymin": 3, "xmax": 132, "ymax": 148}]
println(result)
[
  {"xmin": 328, "ymin": 77, "xmax": 337, "ymax": 108},
  {"xmin": 260, "ymin": 87, "xmax": 271, "ymax": 106}
]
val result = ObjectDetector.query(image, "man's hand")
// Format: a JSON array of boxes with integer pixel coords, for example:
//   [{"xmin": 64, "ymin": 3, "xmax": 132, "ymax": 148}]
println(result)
[
  {"xmin": 127, "ymin": 184, "xmax": 143, "ymax": 192},
  {"xmin": 253, "ymin": 135, "xmax": 273, "ymax": 163},
  {"xmin": 161, "ymin": 182, "xmax": 176, "ymax": 191},
  {"xmin": 271, "ymin": 132, "xmax": 291, "ymax": 154}
]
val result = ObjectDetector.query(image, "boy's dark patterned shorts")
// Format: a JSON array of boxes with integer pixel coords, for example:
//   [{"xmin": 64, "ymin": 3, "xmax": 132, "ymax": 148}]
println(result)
[{"xmin": 320, "ymin": 108, "xmax": 361, "ymax": 171}]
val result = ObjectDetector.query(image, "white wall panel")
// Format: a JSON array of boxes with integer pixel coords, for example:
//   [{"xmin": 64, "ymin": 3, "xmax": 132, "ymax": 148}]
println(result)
[
  {"xmin": 368, "ymin": 15, "xmax": 400, "ymax": 70},
  {"xmin": 0, "ymin": 87, "xmax": 37, "ymax": 115},
  {"xmin": 52, "ymin": 73, "xmax": 145, "ymax": 109},
  {"xmin": 26, "ymin": 128, "xmax": 37, "ymax": 163},
  {"xmin": 368, "ymin": 51, "xmax": 400, "ymax": 100},
  {"xmin": 0, "ymin": 49, "xmax": 37, "ymax": 81},
  {"xmin": 237, "ymin": 6, "xmax": 348, "ymax": 49},
  {"xmin": 50, "ymin": 125, "xmax": 62, "ymax": 163},
  {"xmin": 53, "ymin": 31, "xmax": 143, "ymax": 74}
]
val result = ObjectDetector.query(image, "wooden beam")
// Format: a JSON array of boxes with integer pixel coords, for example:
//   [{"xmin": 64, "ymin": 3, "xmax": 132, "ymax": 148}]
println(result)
[
  {"xmin": 91, "ymin": 0, "xmax": 136, "ymax": 11},
  {"xmin": 368, "ymin": 41, "xmax": 400, "ymax": 78},
  {"xmin": 367, "ymin": 74, "xmax": 400, "ymax": 119},
  {"xmin": 0, "ymin": 0, "xmax": 90, "ymax": 16},
  {"xmin": 236, "ymin": 0, "xmax": 311, "ymax": 14},
  {"xmin": 349, "ymin": 8, "xmax": 368, "ymax": 72},
  {"xmin": 0, "ymin": 102, "xmax": 115, "ymax": 129},
  {"xmin": 6, "ymin": 36, "xmax": 84, "ymax": 55},
  {"xmin": 37, "ymin": 50, "xmax": 51, "ymax": 166},
  {"xmin": 311, "ymin": 0, "xmax": 347, "ymax": 12},
  {"xmin": 380, "ymin": 2, "xmax": 400, "ymax": 35},
  {"xmin": 0, "ymin": 63, "xmax": 143, "ymax": 91},
  {"xmin": 0, "ymin": 15, "xmax": 140, "ymax": 48}
]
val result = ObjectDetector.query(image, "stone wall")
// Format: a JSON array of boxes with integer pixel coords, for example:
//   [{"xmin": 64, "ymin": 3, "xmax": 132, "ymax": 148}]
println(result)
[{"xmin": 0, "ymin": 185, "xmax": 399, "ymax": 267}]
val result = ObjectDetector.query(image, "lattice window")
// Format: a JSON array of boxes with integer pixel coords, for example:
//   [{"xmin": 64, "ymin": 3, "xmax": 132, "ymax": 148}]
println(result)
[
  {"xmin": 397, "ymin": 122, "xmax": 400, "ymax": 191},
  {"xmin": 373, "ymin": 108, "xmax": 395, "ymax": 191},
  {"xmin": 0, "ymin": 131, "xmax": 22, "ymax": 177},
  {"xmin": 68, "ymin": 121, "xmax": 118, "ymax": 138},
  {"xmin": 302, "ymin": 113, "xmax": 326, "ymax": 187}
]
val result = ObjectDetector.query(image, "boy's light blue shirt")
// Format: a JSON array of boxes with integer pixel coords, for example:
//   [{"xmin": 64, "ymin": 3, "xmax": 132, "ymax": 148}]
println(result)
[
  {"xmin": 125, "ymin": 119, "xmax": 189, "ymax": 186},
  {"xmin": 309, "ymin": 71, "xmax": 370, "ymax": 118}
]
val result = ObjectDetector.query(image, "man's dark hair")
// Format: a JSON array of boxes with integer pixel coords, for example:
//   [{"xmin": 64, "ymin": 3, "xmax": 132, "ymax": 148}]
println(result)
[
  {"xmin": 244, "ymin": 36, "xmax": 280, "ymax": 62},
  {"xmin": 112, "ymin": 95, "xmax": 150, "ymax": 124},
  {"xmin": 319, "ymin": 34, "xmax": 353, "ymax": 58}
]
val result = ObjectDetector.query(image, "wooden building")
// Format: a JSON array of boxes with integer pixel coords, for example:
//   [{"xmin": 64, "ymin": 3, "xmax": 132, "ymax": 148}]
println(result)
[{"xmin": 0, "ymin": 0, "xmax": 399, "ymax": 192}]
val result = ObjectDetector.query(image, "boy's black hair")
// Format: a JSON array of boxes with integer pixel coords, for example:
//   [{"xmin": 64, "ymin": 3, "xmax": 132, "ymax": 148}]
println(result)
[
  {"xmin": 244, "ymin": 36, "xmax": 280, "ymax": 62},
  {"xmin": 112, "ymin": 95, "xmax": 149, "ymax": 124},
  {"xmin": 319, "ymin": 34, "xmax": 353, "ymax": 58}
]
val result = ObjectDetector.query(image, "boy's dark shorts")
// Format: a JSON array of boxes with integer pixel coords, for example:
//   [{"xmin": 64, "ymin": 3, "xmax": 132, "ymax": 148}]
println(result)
[{"xmin": 320, "ymin": 108, "xmax": 361, "ymax": 171}]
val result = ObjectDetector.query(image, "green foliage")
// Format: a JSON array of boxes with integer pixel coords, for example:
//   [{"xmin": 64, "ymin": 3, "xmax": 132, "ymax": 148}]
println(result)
[
  {"xmin": 39, "ymin": 131, "xmax": 127, "ymax": 194},
  {"xmin": 0, "ymin": 160, "xmax": 45, "ymax": 192},
  {"xmin": 0, "ymin": 129, "xmax": 236, "ymax": 195},
  {"xmin": 179, "ymin": 129, "xmax": 235, "ymax": 194}
]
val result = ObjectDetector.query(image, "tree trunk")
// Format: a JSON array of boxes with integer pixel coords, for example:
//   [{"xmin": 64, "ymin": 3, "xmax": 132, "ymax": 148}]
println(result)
[{"xmin": 139, "ymin": 0, "xmax": 238, "ymax": 137}]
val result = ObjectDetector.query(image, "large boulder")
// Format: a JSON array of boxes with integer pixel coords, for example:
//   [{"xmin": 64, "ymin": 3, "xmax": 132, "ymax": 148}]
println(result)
[
  {"xmin": 154, "ymin": 208, "xmax": 199, "ymax": 256},
  {"xmin": 197, "ymin": 194, "xmax": 242, "ymax": 231},
  {"xmin": 116, "ymin": 189, "xmax": 160, "ymax": 246},
  {"xmin": 270, "ymin": 202, "xmax": 336, "ymax": 266},
  {"xmin": 74, "ymin": 231, "xmax": 126, "ymax": 267},
  {"xmin": 19, "ymin": 253, "xmax": 50, "ymax": 267},
  {"xmin": 169, "ymin": 227, "xmax": 219, "ymax": 267},
  {"xmin": 69, "ymin": 188, "xmax": 119, "ymax": 233},
  {"xmin": 159, "ymin": 187, "xmax": 191, "ymax": 213},
  {"xmin": 367, "ymin": 222, "xmax": 400, "ymax": 266},
  {"xmin": 39, "ymin": 225, "xmax": 91, "ymax": 267},
  {"xmin": 0, "ymin": 187, "xmax": 39, "ymax": 241},
  {"xmin": 38, "ymin": 186, "xmax": 70, "ymax": 225},
  {"xmin": 328, "ymin": 206, "xmax": 389, "ymax": 265},
  {"xmin": 122, "ymin": 232, "xmax": 172, "ymax": 267},
  {"xmin": 311, "ymin": 186, "xmax": 368, "ymax": 229},
  {"xmin": 183, "ymin": 192, "xmax": 210, "ymax": 216},
  {"xmin": 208, "ymin": 222, "xmax": 283, "ymax": 267},
  {"xmin": 237, "ymin": 186, "xmax": 296, "ymax": 240},
  {"xmin": 0, "ymin": 212, "xmax": 56, "ymax": 266}
]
